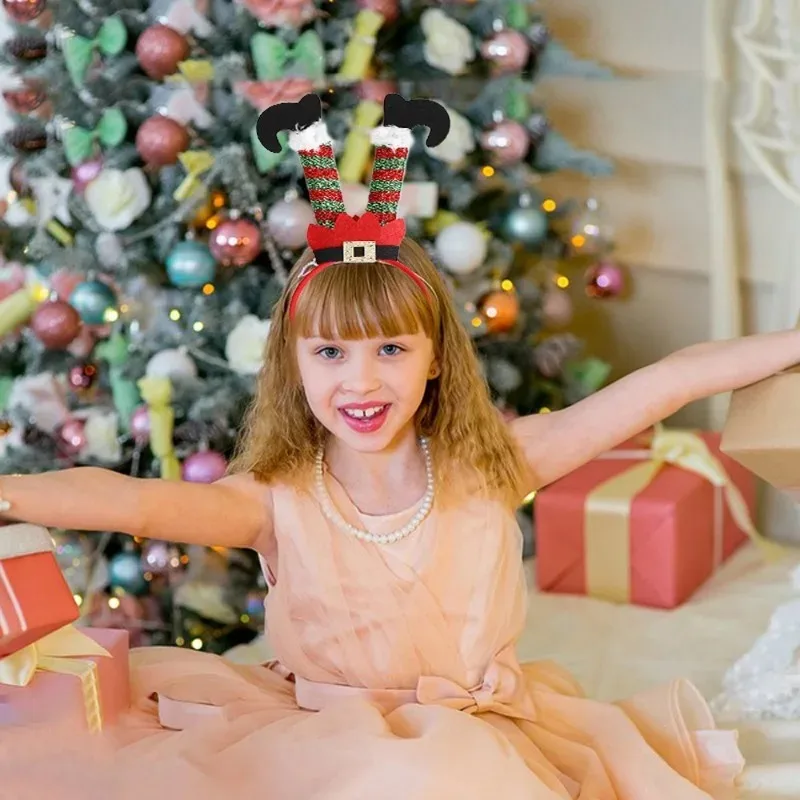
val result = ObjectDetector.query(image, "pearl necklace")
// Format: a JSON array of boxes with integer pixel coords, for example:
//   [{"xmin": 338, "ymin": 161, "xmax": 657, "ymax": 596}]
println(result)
[{"xmin": 314, "ymin": 437, "xmax": 434, "ymax": 545}]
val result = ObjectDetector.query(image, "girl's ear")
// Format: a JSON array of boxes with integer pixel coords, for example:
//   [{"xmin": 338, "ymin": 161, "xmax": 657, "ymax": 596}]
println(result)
[{"xmin": 428, "ymin": 361, "xmax": 441, "ymax": 379}]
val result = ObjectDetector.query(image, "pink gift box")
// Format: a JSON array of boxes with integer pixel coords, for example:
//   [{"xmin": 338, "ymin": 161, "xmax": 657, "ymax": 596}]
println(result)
[
  {"xmin": 0, "ymin": 524, "xmax": 79, "ymax": 658},
  {"xmin": 534, "ymin": 430, "xmax": 757, "ymax": 609},
  {"xmin": 0, "ymin": 627, "xmax": 130, "ymax": 731}
]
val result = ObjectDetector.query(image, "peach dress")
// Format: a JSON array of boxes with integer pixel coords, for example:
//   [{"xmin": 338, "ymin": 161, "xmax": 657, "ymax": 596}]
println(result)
[{"xmin": 0, "ymin": 472, "xmax": 744, "ymax": 800}]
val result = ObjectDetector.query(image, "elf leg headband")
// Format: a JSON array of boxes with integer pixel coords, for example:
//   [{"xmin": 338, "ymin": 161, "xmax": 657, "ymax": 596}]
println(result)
[{"xmin": 256, "ymin": 93, "xmax": 450, "ymax": 320}]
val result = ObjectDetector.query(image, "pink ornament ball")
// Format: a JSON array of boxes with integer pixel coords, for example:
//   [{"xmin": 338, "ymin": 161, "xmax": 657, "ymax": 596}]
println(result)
[
  {"xmin": 71, "ymin": 158, "xmax": 104, "ymax": 194},
  {"xmin": 130, "ymin": 405, "xmax": 150, "ymax": 444},
  {"xmin": 585, "ymin": 260, "xmax": 626, "ymax": 299},
  {"xmin": 480, "ymin": 30, "xmax": 531, "ymax": 74},
  {"xmin": 541, "ymin": 288, "xmax": 573, "ymax": 329},
  {"xmin": 58, "ymin": 418, "xmax": 87, "ymax": 455},
  {"xmin": 357, "ymin": 0, "xmax": 399, "ymax": 24},
  {"xmin": 209, "ymin": 216, "xmax": 262, "ymax": 267},
  {"xmin": 480, "ymin": 121, "xmax": 529, "ymax": 165},
  {"xmin": 182, "ymin": 450, "xmax": 228, "ymax": 483}
]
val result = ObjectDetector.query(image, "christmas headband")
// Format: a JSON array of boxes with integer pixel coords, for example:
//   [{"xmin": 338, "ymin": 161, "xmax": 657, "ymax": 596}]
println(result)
[{"xmin": 256, "ymin": 93, "xmax": 450, "ymax": 320}]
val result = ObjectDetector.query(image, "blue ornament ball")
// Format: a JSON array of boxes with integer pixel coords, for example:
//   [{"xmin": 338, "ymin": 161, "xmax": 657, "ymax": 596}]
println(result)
[
  {"xmin": 68, "ymin": 279, "xmax": 117, "ymax": 325},
  {"xmin": 501, "ymin": 202, "xmax": 549, "ymax": 249},
  {"xmin": 166, "ymin": 240, "xmax": 217, "ymax": 288},
  {"xmin": 109, "ymin": 551, "xmax": 148, "ymax": 594}
]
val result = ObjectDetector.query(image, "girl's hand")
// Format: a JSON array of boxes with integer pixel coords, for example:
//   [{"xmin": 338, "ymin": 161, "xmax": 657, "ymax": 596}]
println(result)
[{"xmin": 509, "ymin": 328, "xmax": 800, "ymax": 491}]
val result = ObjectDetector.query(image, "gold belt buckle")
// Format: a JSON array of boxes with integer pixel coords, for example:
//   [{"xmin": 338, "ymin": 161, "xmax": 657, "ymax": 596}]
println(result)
[{"xmin": 342, "ymin": 241, "xmax": 376, "ymax": 263}]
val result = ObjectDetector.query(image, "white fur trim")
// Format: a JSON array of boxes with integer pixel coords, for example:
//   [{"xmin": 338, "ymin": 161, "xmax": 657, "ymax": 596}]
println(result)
[
  {"xmin": 0, "ymin": 524, "xmax": 54, "ymax": 559},
  {"xmin": 288, "ymin": 120, "xmax": 333, "ymax": 152},
  {"xmin": 371, "ymin": 126, "xmax": 414, "ymax": 149}
]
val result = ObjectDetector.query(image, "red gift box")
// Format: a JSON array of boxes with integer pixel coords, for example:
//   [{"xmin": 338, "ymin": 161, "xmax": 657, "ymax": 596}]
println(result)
[
  {"xmin": 0, "ymin": 524, "xmax": 79, "ymax": 658},
  {"xmin": 534, "ymin": 427, "xmax": 761, "ymax": 609},
  {"xmin": 0, "ymin": 626, "xmax": 130, "ymax": 732}
]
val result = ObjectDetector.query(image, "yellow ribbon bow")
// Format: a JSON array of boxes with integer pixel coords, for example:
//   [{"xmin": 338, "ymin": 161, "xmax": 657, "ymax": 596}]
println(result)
[
  {"xmin": 338, "ymin": 100, "xmax": 384, "ymax": 184},
  {"xmin": 174, "ymin": 150, "xmax": 216, "ymax": 202},
  {"xmin": 177, "ymin": 59, "xmax": 215, "ymax": 83},
  {"xmin": 137, "ymin": 376, "xmax": 182, "ymax": 480},
  {"xmin": 0, "ymin": 625, "xmax": 110, "ymax": 732},
  {"xmin": 585, "ymin": 424, "xmax": 783, "ymax": 603}
]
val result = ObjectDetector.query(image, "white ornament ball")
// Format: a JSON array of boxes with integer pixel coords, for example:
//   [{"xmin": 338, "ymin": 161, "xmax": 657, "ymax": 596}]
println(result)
[
  {"xmin": 341, "ymin": 183, "xmax": 369, "ymax": 216},
  {"xmin": 145, "ymin": 346, "xmax": 198, "ymax": 380},
  {"xmin": 267, "ymin": 197, "xmax": 315, "ymax": 250},
  {"xmin": 435, "ymin": 222, "xmax": 487, "ymax": 275}
]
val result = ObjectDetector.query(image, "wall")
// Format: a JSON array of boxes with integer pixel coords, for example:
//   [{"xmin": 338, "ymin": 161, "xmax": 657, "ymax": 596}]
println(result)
[{"xmin": 536, "ymin": 0, "xmax": 800, "ymax": 537}]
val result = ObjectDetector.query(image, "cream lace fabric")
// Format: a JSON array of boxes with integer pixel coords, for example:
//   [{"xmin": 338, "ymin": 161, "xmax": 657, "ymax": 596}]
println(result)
[{"xmin": 711, "ymin": 565, "xmax": 800, "ymax": 722}]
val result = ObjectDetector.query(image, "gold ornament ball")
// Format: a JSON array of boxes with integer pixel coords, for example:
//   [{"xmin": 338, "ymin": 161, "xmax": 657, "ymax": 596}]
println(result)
[{"xmin": 480, "ymin": 290, "xmax": 519, "ymax": 333}]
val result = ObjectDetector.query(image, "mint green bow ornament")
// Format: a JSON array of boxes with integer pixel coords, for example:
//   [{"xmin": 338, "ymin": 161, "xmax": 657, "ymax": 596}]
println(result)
[
  {"xmin": 62, "ymin": 108, "xmax": 128, "ymax": 167},
  {"xmin": 250, "ymin": 30, "xmax": 325, "ymax": 81},
  {"xmin": 62, "ymin": 16, "xmax": 128, "ymax": 87},
  {"xmin": 251, "ymin": 127, "xmax": 288, "ymax": 174},
  {"xmin": 95, "ymin": 331, "xmax": 140, "ymax": 433}
]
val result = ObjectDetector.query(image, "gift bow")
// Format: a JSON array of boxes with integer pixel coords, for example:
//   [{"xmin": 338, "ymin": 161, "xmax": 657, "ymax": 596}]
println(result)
[
  {"xmin": 0, "ymin": 625, "xmax": 110, "ymax": 733},
  {"xmin": 586, "ymin": 424, "xmax": 783, "ymax": 603},
  {"xmin": 251, "ymin": 30, "xmax": 325, "ymax": 81},
  {"xmin": 62, "ymin": 16, "xmax": 128, "ymax": 87},
  {"xmin": 174, "ymin": 150, "xmax": 215, "ymax": 202},
  {"xmin": 416, "ymin": 675, "xmax": 537, "ymax": 721},
  {"xmin": 62, "ymin": 108, "xmax": 128, "ymax": 167}
]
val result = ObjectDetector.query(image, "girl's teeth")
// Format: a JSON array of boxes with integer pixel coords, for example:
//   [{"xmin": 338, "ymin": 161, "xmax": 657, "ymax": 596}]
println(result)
[{"xmin": 345, "ymin": 406, "xmax": 384, "ymax": 419}]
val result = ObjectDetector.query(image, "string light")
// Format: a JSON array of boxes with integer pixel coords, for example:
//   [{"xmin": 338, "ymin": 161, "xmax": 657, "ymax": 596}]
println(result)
[
  {"xmin": 190, "ymin": 638, "xmax": 203, "ymax": 650},
  {"xmin": 192, "ymin": 321, "xmax": 204, "ymax": 332},
  {"xmin": 108, "ymin": 597, "xmax": 121, "ymax": 610},
  {"xmin": 542, "ymin": 199, "xmax": 557, "ymax": 212},
  {"xmin": 73, "ymin": 593, "xmax": 83, "ymax": 606},
  {"xmin": 521, "ymin": 490, "xmax": 537, "ymax": 505},
  {"xmin": 240, "ymin": 614, "xmax": 250, "ymax": 624},
  {"xmin": 169, "ymin": 309, "xmax": 181, "ymax": 321},
  {"xmin": 500, "ymin": 279, "xmax": 514, "ymax": 291},
  {"xmin": 175, "ymin": 636, "xmax": 185, "ymax": 646},
  {"xmin": 471, "ymin": 316, "xmax": 483, "ymax": 327},
  {"xmin": 539, "ymin": 407, "xmax": 551, "ymax": 414},
  {"xmin": 555, "ymin": 275, "xmax": 569, "ymax": 289},
  {"xmin": 481, "ymin": 165, "xmax": 495, "ymax": 177},
  {"xmin": 202, "ymin": 283, "xmax": 215, "ymax": 295},
  {"xmin": 104, "ymin": 308, "xmax": 119, "ymax": 323},
  {"xmin": 571, "ymin": 234, "xmax": 586, "ymax": 249}
]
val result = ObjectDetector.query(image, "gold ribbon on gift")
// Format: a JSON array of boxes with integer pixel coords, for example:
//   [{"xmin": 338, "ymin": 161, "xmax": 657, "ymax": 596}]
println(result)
[
  {"xmin": 585, "ymin": 424, "xmax": 783, "ymax": 603},
  {"xmin": 0, "ymin": 624, "xmax": 110, "ymax": 733},
  {"xmin": 338, "ymin": 99, "xmax": 383, "ymax": 184},
  {"xmin": 174, "ymin": 150, "xmax": 215, "ymax": 202}
]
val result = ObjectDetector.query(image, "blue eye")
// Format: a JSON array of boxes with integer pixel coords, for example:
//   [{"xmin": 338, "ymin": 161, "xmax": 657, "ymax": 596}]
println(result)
[
  {"xmin": 317, "ymin": 346, "xmax": 341, "ymax": 360},
  {"xmin": 380, "ymin": 344, "xmax": 404, "ymax": 356}
]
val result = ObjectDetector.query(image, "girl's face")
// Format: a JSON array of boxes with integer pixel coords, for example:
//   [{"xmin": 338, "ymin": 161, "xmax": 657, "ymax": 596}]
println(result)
[{"xmin": 296, "ymin": 331, "xmax": 437, "ymax": 453}]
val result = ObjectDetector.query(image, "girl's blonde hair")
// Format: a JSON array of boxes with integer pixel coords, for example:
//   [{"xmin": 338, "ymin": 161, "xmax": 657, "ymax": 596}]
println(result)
[{"xmin": 229, "ymin": 237, "xmax": 528, "ymax": 508}]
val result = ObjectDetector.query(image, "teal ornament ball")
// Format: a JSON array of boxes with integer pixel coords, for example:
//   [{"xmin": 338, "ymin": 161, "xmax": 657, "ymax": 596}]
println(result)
[
  {"xmin": 69, "ymin": 279, "xmax": 117, "ymax": 325},
  {"xmin": 502, "ymin": 203, "xmax": 549, "ymax": 249},
  {"xmin": 166, "ymin": 240, "xmax": 217, "ymax": 288},
  {"xmin": 109, "ymin": 551, "xmax": 147, "ymax": 594}
]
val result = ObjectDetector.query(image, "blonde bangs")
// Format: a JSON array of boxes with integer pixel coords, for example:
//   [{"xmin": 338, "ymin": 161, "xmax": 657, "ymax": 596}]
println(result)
[{"xmin": 291, "ymin": 260, "xmax": 438, "ymax": 341}]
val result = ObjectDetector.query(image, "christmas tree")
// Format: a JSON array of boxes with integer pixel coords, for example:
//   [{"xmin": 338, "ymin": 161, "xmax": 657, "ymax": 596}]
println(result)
[{"xmin": 0, "ymin": 0, "xmax": 619, "ymax": 653}]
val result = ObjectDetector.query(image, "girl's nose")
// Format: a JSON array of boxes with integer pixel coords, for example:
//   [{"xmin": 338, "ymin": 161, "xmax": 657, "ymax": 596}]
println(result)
[{"xmin": 341, "ymin": 355, "xmax": 381, "ymax": 394}]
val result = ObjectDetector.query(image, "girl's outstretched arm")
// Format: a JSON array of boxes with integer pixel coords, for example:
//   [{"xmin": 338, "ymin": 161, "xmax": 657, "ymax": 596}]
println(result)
[
  {"xmin": 510, "ymin": 328, "xmax": 800, "ymax": 491},
  {"xmin": 0, "ymin": 468, "xmax": 271, "ymax": 550}
]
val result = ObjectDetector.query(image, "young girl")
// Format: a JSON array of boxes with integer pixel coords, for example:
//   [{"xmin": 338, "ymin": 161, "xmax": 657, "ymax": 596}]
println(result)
[{"xmin": 0, "ymin": 93, "xmax": 794, "ymax": 799}]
